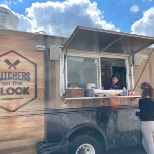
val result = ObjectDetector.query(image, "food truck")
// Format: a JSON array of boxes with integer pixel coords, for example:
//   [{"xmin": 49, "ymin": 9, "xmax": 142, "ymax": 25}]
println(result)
[{"xmin": 0, "ymin": 26, "xmax": 154, "ymax": 154}]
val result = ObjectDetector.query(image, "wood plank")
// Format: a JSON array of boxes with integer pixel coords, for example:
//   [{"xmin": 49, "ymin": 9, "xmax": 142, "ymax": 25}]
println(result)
[
  {"xmin": 0, "ymin": 138, "xmax": 40, "ymax": 149},
  {"xmin": 0, "ymin": 144, "xmax": 36, "ymax": 154},
  {"xmin": 0, "ymin": 131, "xmax": 44, "ymax": 142}
]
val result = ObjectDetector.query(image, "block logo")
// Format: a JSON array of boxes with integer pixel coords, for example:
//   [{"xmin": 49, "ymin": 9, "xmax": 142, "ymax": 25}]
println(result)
[
  {"xmin": 0, "ymin": 50, "xmax": 37, "ymax": 112},
  {"xmin": 5, "ymin": 59, "xmax": 20, "ymax": 69}
]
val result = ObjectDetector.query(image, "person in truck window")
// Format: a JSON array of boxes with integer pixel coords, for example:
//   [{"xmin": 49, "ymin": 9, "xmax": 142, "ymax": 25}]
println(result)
[
  {"xmin": 135, "ymin": 82, "xmax": 154, "ymax": 154},
  {"xmin": 104, "ymin": 74, "xmax": 123, "ymax": 90}
]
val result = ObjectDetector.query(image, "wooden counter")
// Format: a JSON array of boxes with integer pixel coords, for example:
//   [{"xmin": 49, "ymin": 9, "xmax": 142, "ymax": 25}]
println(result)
[{"xmin": 64, "ymin": 95, "xmax": 141, "ymax": 105}]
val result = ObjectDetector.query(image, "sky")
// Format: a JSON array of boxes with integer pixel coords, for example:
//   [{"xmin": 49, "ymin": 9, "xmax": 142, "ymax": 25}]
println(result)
[{"xmin": 0, "ymin": 0, "xmax": 154, "ymax": 38}]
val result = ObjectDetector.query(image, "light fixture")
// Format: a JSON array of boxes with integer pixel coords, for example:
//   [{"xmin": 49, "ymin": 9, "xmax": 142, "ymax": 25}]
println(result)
[{"xmin": 35, "ymin": 45, "xmax": 46, "ymax": 51}]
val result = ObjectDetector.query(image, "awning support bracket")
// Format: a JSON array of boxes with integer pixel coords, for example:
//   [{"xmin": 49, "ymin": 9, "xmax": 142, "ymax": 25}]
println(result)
[{"xmin": 100, "ymin": 35, "xmax": 124, "ymax": 53}]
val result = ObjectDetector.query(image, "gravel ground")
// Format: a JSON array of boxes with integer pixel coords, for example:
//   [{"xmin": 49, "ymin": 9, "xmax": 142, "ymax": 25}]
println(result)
[{"xmin": 106, "ymin": 144, "xmax": 146, "ymax": 154}]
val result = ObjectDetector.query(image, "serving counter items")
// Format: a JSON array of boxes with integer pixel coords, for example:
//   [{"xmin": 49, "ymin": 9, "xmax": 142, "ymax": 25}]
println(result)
[
  {"xmin": 128, "ymin": 90, "xmax": 135, "ymax": 96},
  {"xmin": 65, "ymin": 82, "xmax": 84, "ymax": 98},
  {"xmin": 93, "ymin": 89, "xmax": 123, "ymax": 96},
  {"xmin": 84, "ymin": 89, "xmax": 94, "ymax": 97}
]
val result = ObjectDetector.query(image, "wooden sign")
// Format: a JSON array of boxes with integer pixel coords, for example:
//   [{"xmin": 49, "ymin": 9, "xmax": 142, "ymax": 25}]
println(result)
[{"xmin": 0, "ymin": 50, "xmax": 37, "ymax": 112}]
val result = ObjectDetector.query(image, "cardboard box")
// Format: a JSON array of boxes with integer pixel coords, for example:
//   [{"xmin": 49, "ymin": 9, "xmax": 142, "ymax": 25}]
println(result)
[{"xmin": 65, "ymin": 89, "xmax": 84, "ymax": 98}]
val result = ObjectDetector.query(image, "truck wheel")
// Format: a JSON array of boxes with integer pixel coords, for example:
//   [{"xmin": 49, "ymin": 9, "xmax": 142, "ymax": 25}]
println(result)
[{"xmin": 69, "ymin": 135, "xmax": 101, "ymax": 154}]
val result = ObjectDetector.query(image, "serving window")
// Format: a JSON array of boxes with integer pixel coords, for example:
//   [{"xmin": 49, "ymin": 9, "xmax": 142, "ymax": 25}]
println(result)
[
  {"xmin": 62, "ymin": 54, "xmax": 135, "ymax": 106},
  {"xmin": 64, "ymin": 55, "xmax": 130, "ymax": 92},
  {"xmin": 101, "ymin": 57, "xmax": 126, "ymax": 89}
]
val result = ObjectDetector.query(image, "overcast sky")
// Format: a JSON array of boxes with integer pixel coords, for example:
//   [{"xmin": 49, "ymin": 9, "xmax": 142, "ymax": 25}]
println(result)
[{"xmin": 0, "ymin": 0, "xmax": 154, "ymax": 38}]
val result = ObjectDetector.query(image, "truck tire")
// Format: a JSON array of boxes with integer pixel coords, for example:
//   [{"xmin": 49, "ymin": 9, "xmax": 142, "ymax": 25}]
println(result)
[{"xmin": 69, "ymin": 135, "xmax": 101, "ymax": 154}]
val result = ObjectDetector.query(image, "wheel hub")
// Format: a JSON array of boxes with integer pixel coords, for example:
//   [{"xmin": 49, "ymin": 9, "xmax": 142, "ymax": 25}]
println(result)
[{"xmin": 76, "ymin": 143, "xmax": 95, "ymax": 154}]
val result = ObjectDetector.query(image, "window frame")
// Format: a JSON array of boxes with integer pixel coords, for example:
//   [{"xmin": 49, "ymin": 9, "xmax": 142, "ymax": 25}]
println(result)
[{"xmin": 60, "ymin": 51, "xmax": 132, "ymax": 95}]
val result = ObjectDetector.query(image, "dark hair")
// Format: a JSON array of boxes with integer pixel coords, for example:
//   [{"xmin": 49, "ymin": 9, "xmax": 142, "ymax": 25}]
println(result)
[
  {"xmin": 111, "ymin": 74, "xmax": 120, "ymax": 81},
  {"xmin": 140, "ymin": 82, "xmax": 154, "ymax": 99}
]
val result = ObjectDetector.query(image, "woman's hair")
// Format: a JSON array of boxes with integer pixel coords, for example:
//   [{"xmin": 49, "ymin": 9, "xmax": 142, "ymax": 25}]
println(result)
[
  {"xmin": 140, "ymin": 82, "xmax": 154, "ymax": 99},
  {"xmin": 111, "ymin": 74, "xmax": 120, "ymax": 81}
]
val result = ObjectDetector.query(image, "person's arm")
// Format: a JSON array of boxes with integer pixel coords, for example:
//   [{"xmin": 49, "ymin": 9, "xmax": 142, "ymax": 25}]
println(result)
[
  {"xmin": 135, "ymin": 99, "xmax": 142, "ymax": 117},
  {"xmin": 114, "ymin": 81, "xmax": 123, "ymax": 89},
  {"xmin": 135, "ymin": 101, "xmax": 140, "ymax": 116}
]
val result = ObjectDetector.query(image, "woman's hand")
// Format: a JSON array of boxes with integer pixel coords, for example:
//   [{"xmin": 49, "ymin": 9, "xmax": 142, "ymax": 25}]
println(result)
[
  {"xmin": 135, "ymin": 109, "xmax": 140, "ymax": 116},
  {"xmin": 135, "ymin": 109, "xmax": 140, "ymax": 113}
]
